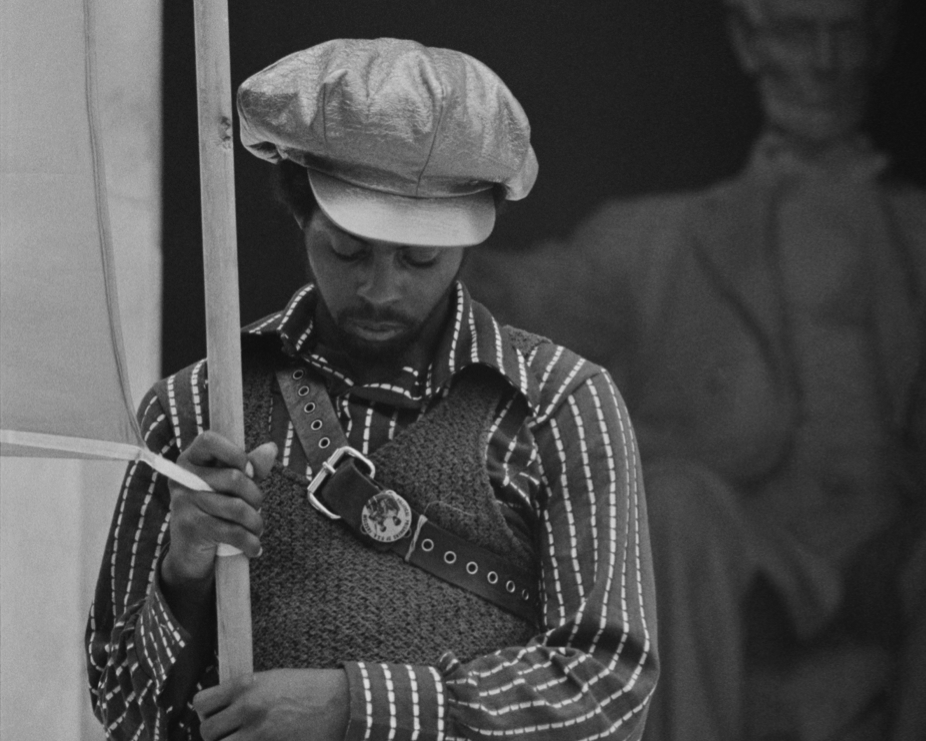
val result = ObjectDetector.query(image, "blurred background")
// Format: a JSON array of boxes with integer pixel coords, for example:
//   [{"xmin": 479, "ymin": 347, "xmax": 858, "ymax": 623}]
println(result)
[
  {"xmin": 0, "ymin": 0, "xmax": 923, "ymax": 739},
  {"xmin": 160, "ymin": 0, "xmax": 926, "ymax": 375}
]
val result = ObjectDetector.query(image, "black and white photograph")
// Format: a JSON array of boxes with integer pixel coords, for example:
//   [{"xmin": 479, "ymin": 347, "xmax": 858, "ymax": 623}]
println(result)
[{"xmin": 2, "ymin": 1, "xmax": 924, "ymax": 740}]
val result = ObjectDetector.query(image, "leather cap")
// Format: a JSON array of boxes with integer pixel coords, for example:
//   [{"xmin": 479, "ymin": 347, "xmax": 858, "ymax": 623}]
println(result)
[{"xmin": 237, "ymin": 38, "xmax": 538, "ymax": 246}]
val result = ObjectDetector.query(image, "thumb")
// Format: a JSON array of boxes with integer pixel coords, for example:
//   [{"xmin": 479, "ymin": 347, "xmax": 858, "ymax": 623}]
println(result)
[{"xmin": 247, "ymin": 441, "xmax": 278, "ymax": 481}]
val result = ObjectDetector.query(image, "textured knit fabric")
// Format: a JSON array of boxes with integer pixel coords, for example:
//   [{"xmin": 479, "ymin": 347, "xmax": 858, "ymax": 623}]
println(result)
[
  {"xmin": 245, "ymin": 360, "xmax": 537, "ymax": 672},
  {"xmin": 86, "ymin": 281, "xmax": 658, "ymax": 741}
]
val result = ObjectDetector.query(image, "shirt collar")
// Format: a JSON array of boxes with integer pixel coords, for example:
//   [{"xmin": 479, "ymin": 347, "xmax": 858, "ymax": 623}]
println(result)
[{"xmin": 243, "ymin": 281, "xmax": 538, "ymax": 411}]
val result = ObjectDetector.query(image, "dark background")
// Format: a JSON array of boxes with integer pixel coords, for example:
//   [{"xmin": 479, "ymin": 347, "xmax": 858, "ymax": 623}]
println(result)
[{"xmin": 161, "ymin": 0, "xmax": 925, "ymax": 376}]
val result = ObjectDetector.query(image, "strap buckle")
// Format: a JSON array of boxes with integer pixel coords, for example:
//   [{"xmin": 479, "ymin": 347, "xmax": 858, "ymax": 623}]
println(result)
[{"xmin": 306, "ymin": 445, "xmax": 377, "ymax": 520}]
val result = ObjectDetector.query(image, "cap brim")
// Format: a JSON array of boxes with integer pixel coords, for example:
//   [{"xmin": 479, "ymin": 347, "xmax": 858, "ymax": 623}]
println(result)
[{"xmin": 307, "ymin": 169, "xmax": 495, "ymax": 248}]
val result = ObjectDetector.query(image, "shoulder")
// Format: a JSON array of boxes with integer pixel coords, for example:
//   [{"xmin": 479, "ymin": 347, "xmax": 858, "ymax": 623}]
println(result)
[
  {"xmin": 500, "ymin": 324, "xmax": 613, "ymax": 424},
  {"xmin": 576, "ymin": 180, "xmax": 741, "ymax": 246},
  {"xmin": 142, "ymin": 331, "xmax": 284, "ymax": 451},
  {"xmin": 142, "ymin": 359, "xmax": 211, "ymax": 453}
]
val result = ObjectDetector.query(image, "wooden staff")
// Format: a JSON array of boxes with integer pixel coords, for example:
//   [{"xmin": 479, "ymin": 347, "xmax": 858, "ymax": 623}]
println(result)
[{"xmin": 192, "ymin": 0, "xmax": 252, "ymax": 680}]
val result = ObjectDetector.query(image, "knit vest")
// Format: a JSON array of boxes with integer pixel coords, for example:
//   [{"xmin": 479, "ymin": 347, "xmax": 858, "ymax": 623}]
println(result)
[{"xmin": 238, "ymin": 351, "xmax": 537, "ymax": 670}]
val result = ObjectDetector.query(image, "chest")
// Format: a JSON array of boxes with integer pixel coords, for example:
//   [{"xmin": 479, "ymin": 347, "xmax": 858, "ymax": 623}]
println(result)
[{"xmin": 242, "ymin": 365, "xmax": 538, "ymax": 669}]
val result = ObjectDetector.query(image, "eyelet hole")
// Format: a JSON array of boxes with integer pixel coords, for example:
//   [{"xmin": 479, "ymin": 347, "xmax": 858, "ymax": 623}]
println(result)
[
  {"xmin": 443, "ymin": 551, "xmax": 457, "ymax": 565},
  {"xmin": 297, "ymin": 386, "xmax": 309, "ymax": 397},
  {"xmin": 506, "ymin": 580, "xmax": 516, "ymax": 593},
  {"xmin": 487, "ymin": 571, "xmax": 498, "ymax": 584},
  {"xmin": 521, "ymin": 589, "xmax": 530, "ymax": 600},
  {"xmin": 421, "ymin": 539, "xmax": 434, "ymax": 552},
  {"xmin": 303, "ymin": 402, "xmax": 316, "ymax": 413},
  {"xmin": 310, "ymin": 419, "xmax": 323, "ymax": 431},
  {"xmin": 318, "ymin": 437, "xmax": 330, "ymax": 448},
  {"xmin": 292, "ymin": 369, "xmax": 305, "ymax": 380}
]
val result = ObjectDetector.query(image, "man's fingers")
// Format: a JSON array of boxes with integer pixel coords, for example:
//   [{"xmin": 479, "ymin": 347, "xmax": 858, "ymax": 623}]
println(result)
[
  {"xmin": 190, "ymin": 491, "xmax": 263, "ymax": 535},
  {"xmin": 247, "ymin": 442, "xmax": 278, "ymax": 482},
  {"xmin": 193, "ymin": 682, "xmax": 231, "ymax": 718},
  {"xmin": 182, "ymin": 430, "xmax": 252, "ymax": 473},
  {"xmin": 193, "ymin": 679, "xmax": 243, "ymax": 718},
  {"xmin": 194, "ymin": 677, "xmax": 250, "ymax": 741},
  {"xmin": 176, "ymin": 436, "xmax": 277, "ymax": 492},
  {"xmin": 165, "ymin": 434, "xmax": 277, "ymax": 565},
  {"xmin": 172, "ymin": 465, "xmax": 265, "ymax": 510},
  {"xmin": 172, "ymin": 493, "xmax": 262, "ymax": 557}
]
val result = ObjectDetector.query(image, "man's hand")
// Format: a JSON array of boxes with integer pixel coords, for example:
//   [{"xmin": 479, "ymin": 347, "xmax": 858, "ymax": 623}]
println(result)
[
  {"xmin": 193, "ymin": 668, "xmax": 350, "ymax": 741},
  {"xmin": 162, "ymin": 431, "xmax": 277, "ymax": 592}
]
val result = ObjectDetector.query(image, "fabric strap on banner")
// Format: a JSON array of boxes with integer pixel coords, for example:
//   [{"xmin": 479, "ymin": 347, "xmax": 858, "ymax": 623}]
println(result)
[{"xmin": 0, "ymin": 429, "xmax": 242, "ymax": 557}]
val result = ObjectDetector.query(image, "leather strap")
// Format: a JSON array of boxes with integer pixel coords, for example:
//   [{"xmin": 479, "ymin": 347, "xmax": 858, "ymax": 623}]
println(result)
[
  {"xmin": 318, "ymin": 460, "xmax": 540, "ymax": 624},
  {"xmin": 275, "ymin": 365, "xmax": 541, "ymax": 625},
  {"xmin": 276, "ymin": 365, "xmax": 344, "ymax": 471}
]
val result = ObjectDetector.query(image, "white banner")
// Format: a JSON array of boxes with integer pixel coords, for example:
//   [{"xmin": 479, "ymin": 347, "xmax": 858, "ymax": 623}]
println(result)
[{"xmin": 0, "ymin": 0, "xmax": 143, "ymax": 457}]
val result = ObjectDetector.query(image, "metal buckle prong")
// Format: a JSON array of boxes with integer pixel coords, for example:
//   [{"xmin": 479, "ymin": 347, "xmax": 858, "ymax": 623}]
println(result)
[{"xmin": 306, "ymin": 445, "xmax": 377, "ymax": 519}]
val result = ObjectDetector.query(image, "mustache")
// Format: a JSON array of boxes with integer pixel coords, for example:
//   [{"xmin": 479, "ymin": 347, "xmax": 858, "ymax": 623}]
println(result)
[{"xmin": 339, "ymin": 304, "xmax": 415, "ymax": 325}]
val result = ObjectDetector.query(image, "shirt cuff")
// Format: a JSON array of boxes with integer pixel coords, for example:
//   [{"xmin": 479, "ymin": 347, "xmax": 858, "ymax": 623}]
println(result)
[
  {"xmin": 343, "ymin": 661, "xmax": 447, "ymax": 741},
  {"xmin": 134, "ymin": 554, "xmax": 190, "ymax": 691}
]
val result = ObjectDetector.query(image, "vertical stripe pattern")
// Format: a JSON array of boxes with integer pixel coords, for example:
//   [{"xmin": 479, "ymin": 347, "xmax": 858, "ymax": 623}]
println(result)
[{"xmin": 86, "ymin": 281, "xmax": 658, "ymax": 740}]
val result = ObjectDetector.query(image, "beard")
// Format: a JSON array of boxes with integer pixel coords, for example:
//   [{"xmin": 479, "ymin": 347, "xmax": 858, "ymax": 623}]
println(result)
[
  {"xmin": 314, "ymin": 281, "xmax": 458, "ymax": 372},
  {"xmin": 330, "ymin": 305, "xmax": 421, "ymax": 365}
]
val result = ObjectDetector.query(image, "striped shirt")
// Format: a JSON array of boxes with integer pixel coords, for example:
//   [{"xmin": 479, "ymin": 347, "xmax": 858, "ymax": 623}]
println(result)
[{"xmin": 87, "ymin": 281, "xmax": 658, "ymax": 740}]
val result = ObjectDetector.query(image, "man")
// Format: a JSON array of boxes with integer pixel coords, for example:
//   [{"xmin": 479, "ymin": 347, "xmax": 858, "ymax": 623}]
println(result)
[
  {"xmin": 86, "ymin": 39, "xmax": 658, "ymax": 741},
  {"xmin": 468, "ymin": 1, "xmax": 925, "ymax": 739}
]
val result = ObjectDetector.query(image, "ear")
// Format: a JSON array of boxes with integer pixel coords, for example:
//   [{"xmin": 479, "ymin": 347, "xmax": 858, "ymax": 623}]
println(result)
[{"xmin": 727, "ymin": 14, "xmax": 761, "ymax": 75}]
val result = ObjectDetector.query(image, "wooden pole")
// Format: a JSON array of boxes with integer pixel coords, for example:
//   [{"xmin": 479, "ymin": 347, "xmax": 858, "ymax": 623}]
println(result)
[{"xmin": 191, "ymin": 0, "xmax": 253, "ymax": 680}]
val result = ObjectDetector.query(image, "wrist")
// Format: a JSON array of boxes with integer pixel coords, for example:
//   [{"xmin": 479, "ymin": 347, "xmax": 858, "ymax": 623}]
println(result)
[{"xmin": 161, "ymin": 549, "xmax": 215, "ymax": 604}]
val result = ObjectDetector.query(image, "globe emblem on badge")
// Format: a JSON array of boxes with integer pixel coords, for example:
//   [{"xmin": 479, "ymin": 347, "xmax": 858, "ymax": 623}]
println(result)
[{"xmin": 361, "ymin": 490, "xmax": 412, "ymax": 543}]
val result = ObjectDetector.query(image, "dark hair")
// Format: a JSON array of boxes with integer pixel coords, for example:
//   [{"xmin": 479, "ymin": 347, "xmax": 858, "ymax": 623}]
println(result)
[
  {"xmin": 273, "ymin": 159, "xmax": 318, "ymax": 227},
  {"xmin": 272, "ymin": 159, "xmax": 511, "ymax": 226}
]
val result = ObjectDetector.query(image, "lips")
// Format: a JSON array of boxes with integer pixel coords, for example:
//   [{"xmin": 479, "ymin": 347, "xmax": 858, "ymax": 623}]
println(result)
[{"xmin": 344, "ymin": 318, "xmax": 407, "ymax": 341}]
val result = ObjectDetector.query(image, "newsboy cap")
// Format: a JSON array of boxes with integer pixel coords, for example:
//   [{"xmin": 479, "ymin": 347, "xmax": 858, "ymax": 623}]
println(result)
[{"xmin": 237, "ymin": 38, "xmax": 538, "ymax": 247}]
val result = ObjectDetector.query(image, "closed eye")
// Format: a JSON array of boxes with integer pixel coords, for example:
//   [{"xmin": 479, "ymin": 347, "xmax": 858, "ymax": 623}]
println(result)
[
  {"xmin": 401, "ymin": 246, "xmax": 441, "ymax": 268},
  {"xmin": 329, "ymin": 241, "xmax": 369, "ymax": 262}
]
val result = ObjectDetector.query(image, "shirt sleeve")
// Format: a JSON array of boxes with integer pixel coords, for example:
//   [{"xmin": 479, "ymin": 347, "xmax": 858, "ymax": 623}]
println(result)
[
  {"xmin": 85, "ymin": 385, "xmax": 216, "ymax": 740},
  {"xmin": 340, "ymin": 366, "xmax": 659, "ymax": 741}
]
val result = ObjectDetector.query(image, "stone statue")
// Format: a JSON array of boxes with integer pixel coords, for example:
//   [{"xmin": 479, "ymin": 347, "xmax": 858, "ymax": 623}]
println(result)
[{"xmin": 467, "ymin": 0, "xmax": 926, "ymax": 738}]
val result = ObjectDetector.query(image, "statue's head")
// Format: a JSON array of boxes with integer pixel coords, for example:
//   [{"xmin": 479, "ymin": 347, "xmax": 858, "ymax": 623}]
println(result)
[{"xmin": 725, "ymin": 0, "xmax": 898, "ymax": 146}]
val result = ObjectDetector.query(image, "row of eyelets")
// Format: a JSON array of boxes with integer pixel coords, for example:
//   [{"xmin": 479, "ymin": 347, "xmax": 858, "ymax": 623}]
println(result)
[
  {"xmin": 291, "ymin": 367, "xmax": 541, "ymax": 600},
  {"xmin": 293, "ymin": 369, "xmax": 329, "ymax": 448},
  {"xmin": 416, "ymin": 533, "xmax": 532, "ymax": 602}
]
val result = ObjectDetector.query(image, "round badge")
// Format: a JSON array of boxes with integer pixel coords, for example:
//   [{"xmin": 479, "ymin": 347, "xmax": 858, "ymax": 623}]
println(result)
[{"xmin": 360, "ymin": 490, "xmax": 412, "ymax": 543}]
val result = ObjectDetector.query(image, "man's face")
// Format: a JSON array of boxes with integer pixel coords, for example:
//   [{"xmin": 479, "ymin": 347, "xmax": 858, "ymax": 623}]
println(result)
[
  {"xmin": 304, "ymin": 211, "xmax": 466, "ymax": 367},
  {"xmin": 738, "ymin": 0, "xmax": 875, "ymax": 145}
]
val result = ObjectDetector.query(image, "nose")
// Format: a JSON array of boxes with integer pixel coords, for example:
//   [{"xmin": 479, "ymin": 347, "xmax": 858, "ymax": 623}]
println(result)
[{"xmin": 356, "ymin": 251, "xmax": 403, "ymax": 307}]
